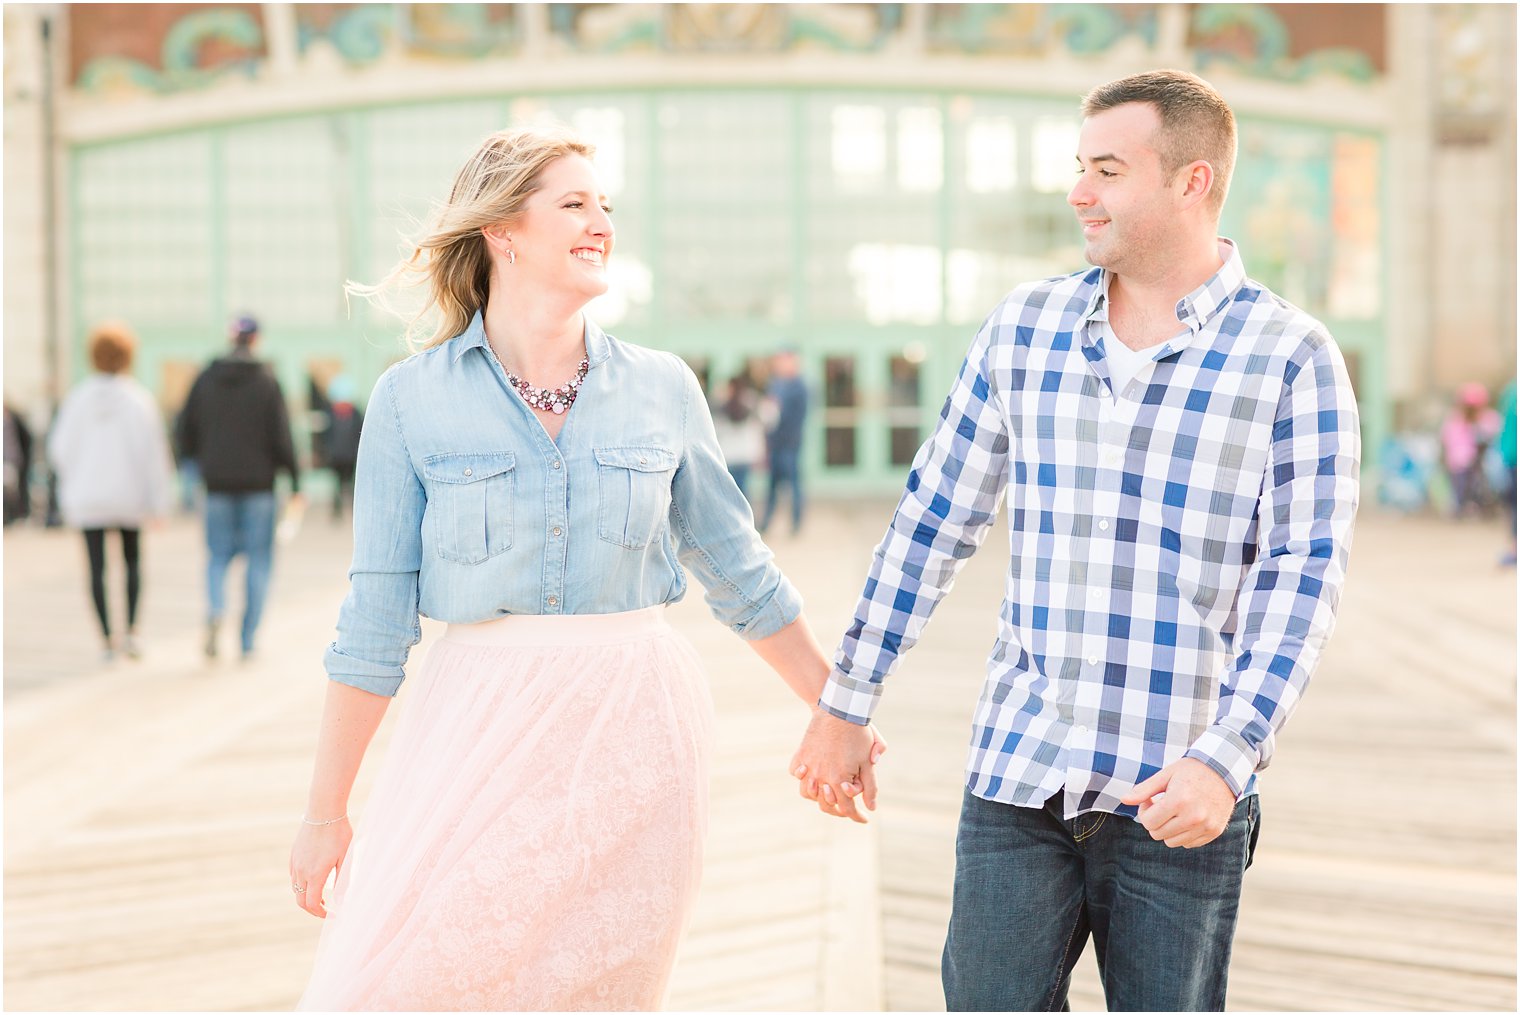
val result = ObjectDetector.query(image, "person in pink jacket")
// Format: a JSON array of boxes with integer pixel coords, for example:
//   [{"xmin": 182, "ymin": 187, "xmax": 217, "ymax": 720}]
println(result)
[{"xmin": 1440, "ymin": 382, "xmax": 1500, "ymax": 518}]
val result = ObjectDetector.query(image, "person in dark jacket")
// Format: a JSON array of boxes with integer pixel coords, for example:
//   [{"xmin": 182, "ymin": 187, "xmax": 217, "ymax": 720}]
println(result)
[
  {"xmin": 3, "ymin": 402, "xmax": 34, "ymax": 527},
  {"xmin": 320, "ymin": 374, "xmax": 364, "ymax": 522},
  {"xmin": 175, "ymin": 315, "xmax": 302, "ymax": 660}
]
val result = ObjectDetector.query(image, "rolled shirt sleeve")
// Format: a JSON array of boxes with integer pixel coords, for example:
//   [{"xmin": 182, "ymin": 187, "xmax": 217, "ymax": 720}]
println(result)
[
  {"xmin": 1184, "ymin": 331, "xmax": 1361, "ymax": 794},
  {"xmin": 668, "ymin": 363, "xmax": 802, "ymax": 640},
  {"xmin": 323, "ymin": 369, "xmax": 426, "ymax": 696}
]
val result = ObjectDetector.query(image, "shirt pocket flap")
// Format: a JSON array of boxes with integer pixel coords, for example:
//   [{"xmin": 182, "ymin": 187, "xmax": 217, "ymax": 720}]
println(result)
[
  {"xmin": 422, "ymin": 452, "xmax": 517, "ymax": 485},
  {"xmin": 593, "ymin": 447, "xmax": 678, "ymax": 473}
]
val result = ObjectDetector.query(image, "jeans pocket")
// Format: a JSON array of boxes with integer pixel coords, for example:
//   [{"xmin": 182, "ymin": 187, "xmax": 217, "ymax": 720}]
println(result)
[
  {"xmin": 595, "ymin": 446, "xmax": 677, "ymax": 549},
  {"xmin": 423, "ymin": 452, "xmax": 516, "ymax": 565},
  {"xmin": 1244, "ymin": 793, "xmax": 1262, "ymax": 870}
]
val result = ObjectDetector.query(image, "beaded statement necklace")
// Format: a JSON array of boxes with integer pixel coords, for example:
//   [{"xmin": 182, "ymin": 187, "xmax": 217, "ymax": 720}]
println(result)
[{"xmin": 504, "ymin": 357, "xmax": 590, "ymax": 415}]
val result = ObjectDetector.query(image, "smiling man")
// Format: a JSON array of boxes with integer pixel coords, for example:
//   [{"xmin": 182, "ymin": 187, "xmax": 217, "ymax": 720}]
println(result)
[{"xmin": 791, "ymin": 70, "xmax": 1361, "ymax": 1010}]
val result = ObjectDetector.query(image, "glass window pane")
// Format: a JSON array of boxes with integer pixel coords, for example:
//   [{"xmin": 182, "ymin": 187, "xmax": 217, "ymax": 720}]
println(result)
[
  {"xmin": 966, "ymin": 116, "xmax": 1018, "ymax": 193},
  {"xmin": 76, "ymin": 135, "xmax": 214, "ymax": 327},
  {"xmin": 888, "ymin": 352, "xmax": 923, "ymax": 467},
  {"xmin": 823, "ymin": 356, "xmax": 857, "ymax": 469},
  {"xmin": 826, "ymin": 427, "xmax": 858, "ymax": 467},
  {"xmin": 898, "ymin": 106, "xmax": 943, "ymax": 192},
  {"xmin": 890, "ymin": 427, "xmax": 921, "ymax": 466},
  {"xmin": 807, "ymin": 93, "xmax": 941, "ymax": 324},
  {"xmin": 224, "ymin": 116, "xmax": 343, "ymax": 328},
  {"xmin": 832, "ymin": 105, "xmax": 887, "ymax": 190},
  {"xmin": 888, "ymin": 353, "xmax": 921, "ymax": 407},
  {"xmin": 655, "ymin": 93, "xmax": 792, "ymax": 324},
  {"xmin": 824, "ymin": 355, "xmax": 857, "ymax": 408},
  {"xmin": 847, "ymin": 243, "xmax": 942, "ymax": 325}
]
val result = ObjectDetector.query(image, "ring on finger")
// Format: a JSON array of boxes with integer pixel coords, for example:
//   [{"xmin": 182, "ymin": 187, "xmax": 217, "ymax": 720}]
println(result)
[{"xmin": 292, "ymin": 883, "xmax": 307, "ymax": 893}]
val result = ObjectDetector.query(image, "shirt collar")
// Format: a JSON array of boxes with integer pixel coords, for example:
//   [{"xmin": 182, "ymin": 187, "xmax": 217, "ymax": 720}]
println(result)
[
  {"xmin": 1176, "ymin": 238, "xmax": 1246, "ymax": 330},
  {"xmin": 1080, "ymin": 238, "xmax": 1246, "ymax": 332},
  {"xmin": 449, "ymin": 309, "xmax": 612, "ymax": 368}
]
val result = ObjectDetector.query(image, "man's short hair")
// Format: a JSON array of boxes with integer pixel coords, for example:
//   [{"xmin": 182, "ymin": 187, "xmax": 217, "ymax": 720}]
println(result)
[
  {"xmin": 88, "ymin": 321, "xmax": 136, "ymax": 374},
  {"xmin": 1081, "ymin": 69, "xmax": 1237, "ymax": 214}
]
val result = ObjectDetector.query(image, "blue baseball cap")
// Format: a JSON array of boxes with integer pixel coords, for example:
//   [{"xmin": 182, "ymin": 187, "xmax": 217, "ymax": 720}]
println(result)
[{"xmin": 231, "ymin": 314, "xmax": 260, "ymax": 344}]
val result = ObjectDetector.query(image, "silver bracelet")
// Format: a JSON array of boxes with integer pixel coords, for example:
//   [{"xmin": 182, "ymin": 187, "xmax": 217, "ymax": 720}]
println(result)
[{"xmin": 302, "ymin": 813, "xmax": 348, "ymax": 826}]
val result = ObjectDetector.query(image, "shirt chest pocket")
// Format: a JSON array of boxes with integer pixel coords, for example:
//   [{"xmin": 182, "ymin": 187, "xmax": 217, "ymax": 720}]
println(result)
[
  {"xmin": 595, "ymin": 446, "xmax": 677, "ymax": 549},
  {"xmin": 423, "ymin": 452, "xmax": 516, "ymax": 565}
]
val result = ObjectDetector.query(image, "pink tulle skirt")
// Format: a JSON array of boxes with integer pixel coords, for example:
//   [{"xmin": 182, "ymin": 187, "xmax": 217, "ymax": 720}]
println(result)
[{"xmin": 297, "ymin": 607, "xmax": 714, "ymax": 1011}]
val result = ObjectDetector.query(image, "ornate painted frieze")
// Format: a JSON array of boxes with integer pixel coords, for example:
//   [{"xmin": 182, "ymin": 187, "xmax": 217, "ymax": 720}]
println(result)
[
  {"xmin": 1189, "ymin": 4, "xmax": 1382, "ymax": 83},
  {"xmin": 74, "ymin": 4, "xmax": 265, "ymax": 96},
  {"xmin": 925, "ymin": 4, "xmax": 1158, "ymax": 57},
  {"xmin": 68, "ymin": 2, "xmax": 1393, "ymax": 101}
]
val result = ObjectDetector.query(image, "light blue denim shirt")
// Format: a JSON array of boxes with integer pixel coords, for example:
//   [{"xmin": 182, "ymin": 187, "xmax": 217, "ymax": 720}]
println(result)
[{"xmin": 324, "ymin": 311, "xmax": 802, "ymax": 696}]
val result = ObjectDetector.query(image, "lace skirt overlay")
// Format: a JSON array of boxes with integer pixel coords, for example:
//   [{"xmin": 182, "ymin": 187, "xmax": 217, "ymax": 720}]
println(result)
[{"xmin": 298, "ymin": 607, "xmax": 715, "ymax": 1011}]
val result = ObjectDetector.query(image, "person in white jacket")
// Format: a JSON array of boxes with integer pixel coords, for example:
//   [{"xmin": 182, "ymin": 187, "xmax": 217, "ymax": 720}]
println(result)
[{"xmin": 47, "ymin": 322, "xmax": 174, "ymax": 660}]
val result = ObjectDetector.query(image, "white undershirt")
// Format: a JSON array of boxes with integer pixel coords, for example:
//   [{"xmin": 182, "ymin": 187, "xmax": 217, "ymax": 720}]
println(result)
[{"xmin": 1098, "ymin": 320, "xmax": 1164, "ymax": 396}]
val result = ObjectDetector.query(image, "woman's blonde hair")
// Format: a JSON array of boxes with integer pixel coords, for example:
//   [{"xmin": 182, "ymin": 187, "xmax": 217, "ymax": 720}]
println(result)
[
  {"xmin": 88, "ymin": 320, "xmax": 137, "ymax": 374},
  {"xmin": 353, "ymin": 124, "xmax": 596, "ymax": 351}
]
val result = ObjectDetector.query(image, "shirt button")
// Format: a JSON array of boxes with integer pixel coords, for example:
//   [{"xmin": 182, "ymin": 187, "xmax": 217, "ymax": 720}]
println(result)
[
  {"xmin": 1087, "ymin": 656, "xmax": 1099, "ymax": 666},
  {"xmin": 1091, "ymin": 588, "xmax": 1104, "ymax": 600},
  {"xmin": 639, "ymin": 457, "xmax": 647, "ymax": 465},
  {"xmin": 552, "ymin": 460, "xmax": 562, "ymax": 470},
  {"xmin": 1075, "ymin": 724, "xmax": 1089, "ymax": 735},
  {"xmin": 547, "ymin": 595, "xmax": 559, "ymax": 606},
  {"xmin": 1098, "ymin": 519, "xmax": 1110, "ymax": 531},
  {"xmin": 463, "ymin": 468, "xmax": 473, "ymax": 477},
  {"xmin": 552, "ymin": 527, "xmax": 562, "ymax": 537}
]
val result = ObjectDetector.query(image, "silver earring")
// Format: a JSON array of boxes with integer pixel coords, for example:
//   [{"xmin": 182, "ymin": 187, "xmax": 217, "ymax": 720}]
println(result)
[{"xmin": 507, "ymin": 250, "xmax": 516, "ymax": 265}]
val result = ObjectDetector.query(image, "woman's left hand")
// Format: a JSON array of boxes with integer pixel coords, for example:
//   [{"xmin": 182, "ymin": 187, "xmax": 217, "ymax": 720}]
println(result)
[{"xmin": 289, "ymin": 818, "xmax": 352, "ymax": 919}]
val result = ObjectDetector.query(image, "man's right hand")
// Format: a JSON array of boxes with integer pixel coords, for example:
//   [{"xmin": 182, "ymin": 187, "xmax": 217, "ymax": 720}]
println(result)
[{"xmin": 789, "ymin": 709, "xmax": 886, "ymax": 823}]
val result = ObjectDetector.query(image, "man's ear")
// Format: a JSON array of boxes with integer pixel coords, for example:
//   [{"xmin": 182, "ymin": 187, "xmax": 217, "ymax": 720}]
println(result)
[{"xmin": 1176, "ymin": 160, "xmax": 1215, "ymax": 211}]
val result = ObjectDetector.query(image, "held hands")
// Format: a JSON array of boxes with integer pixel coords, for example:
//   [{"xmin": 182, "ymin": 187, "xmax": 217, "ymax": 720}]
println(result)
[
  {"xmin": 289, "ymin": 817, "xmax": 352, "ymax": 918},
  {"xmin": 789, "ymin": 708, "xmax": 887, "ymax": 824},
  {"xmin": 1121, "ymin": 757, "xmax": 1236, "ymax": 849}
]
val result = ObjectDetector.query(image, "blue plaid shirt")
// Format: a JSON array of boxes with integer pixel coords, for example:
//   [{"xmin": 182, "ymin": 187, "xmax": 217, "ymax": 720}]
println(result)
[{"xmin": 819, "ymin": 240, "xmax": 1360, "ymax": 818}]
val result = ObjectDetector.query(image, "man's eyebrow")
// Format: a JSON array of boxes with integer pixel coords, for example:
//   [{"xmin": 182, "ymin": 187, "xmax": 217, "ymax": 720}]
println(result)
[{"xmin": 1075, "ymin": 153, "xmax": 1129, "ymax": 167}]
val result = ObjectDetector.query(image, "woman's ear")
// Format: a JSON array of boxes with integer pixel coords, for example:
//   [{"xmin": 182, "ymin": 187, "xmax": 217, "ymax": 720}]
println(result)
[{"xmin": 481, "ymin": 222, "xmax": 513, "ymax": 257}]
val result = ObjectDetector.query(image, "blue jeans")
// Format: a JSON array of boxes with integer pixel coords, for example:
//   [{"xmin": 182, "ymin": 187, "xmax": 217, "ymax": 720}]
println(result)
[
  {"xmin": 942, "ymin": 787, "xmax": 1260, "ymax": 1012},
  {"xmin": 204, "ymin": 491, "xmax": 277, "ymax": 654},
  {"xmin": 727, "ymin": 463, "xmax": 753, "ymax": 504},
  {"xmin": 760, "ymin": 446, "xmax": 803, "ymax": 533}
]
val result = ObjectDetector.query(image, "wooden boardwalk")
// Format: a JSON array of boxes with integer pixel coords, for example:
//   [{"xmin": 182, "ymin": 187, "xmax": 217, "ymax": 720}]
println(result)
[{"xmin": 3, "ymin": 503, "xmax": 1514, "ymax": 1011}]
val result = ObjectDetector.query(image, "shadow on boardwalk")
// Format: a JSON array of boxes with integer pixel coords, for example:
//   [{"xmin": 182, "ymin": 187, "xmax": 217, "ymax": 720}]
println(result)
[{"xmin": 4, "ymin": 503, "xmax": 1515, "ymax": 1011}]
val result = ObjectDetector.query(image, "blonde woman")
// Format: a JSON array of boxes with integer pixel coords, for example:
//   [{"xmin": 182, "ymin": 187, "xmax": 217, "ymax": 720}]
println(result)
[
  {"xmin": 289, "ymin": 126, "xmax": 883, "ymax": 1010},
  {"xmin": 47, "ymin": 322, "xmax": 174, "ymax": 660}
]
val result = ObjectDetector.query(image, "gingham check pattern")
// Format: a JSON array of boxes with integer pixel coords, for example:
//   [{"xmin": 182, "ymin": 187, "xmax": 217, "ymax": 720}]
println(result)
[{"xmin": 820, "ymin": 241, "xmax": 1360, "ymax": 817}]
